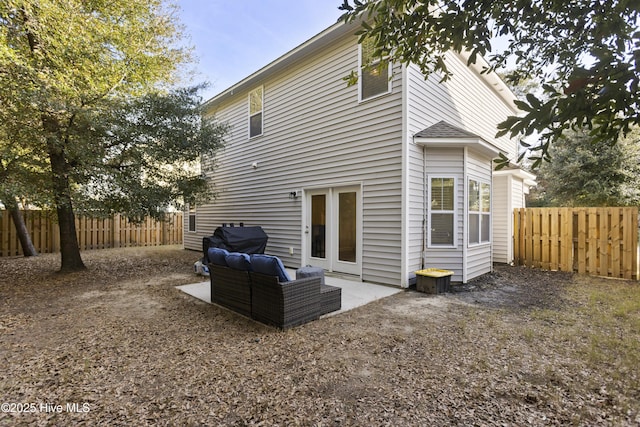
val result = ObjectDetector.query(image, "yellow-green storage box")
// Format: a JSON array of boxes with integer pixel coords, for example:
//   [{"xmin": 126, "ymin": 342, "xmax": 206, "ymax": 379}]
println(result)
[{"xmin": 415, "ymin": 268, "xmax": 454, "ymax": 294}]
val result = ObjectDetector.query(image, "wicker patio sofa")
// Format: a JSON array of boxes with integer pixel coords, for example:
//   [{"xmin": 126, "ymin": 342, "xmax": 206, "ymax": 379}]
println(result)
[
  {"xmin": 209, "ymin": 264, "xmax": 252, "ymax": 317},
  {"xmin": 207, "ymin": 248, "xmax": 341, "ymax": 329},
  {"xmin": 250, "ymin": 272, "xmax": 323, "ymax": 329}
]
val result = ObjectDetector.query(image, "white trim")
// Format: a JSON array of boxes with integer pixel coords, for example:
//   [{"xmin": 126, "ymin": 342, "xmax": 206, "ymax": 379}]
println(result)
[
  {"xmin": 427, "ymin": 175, "xmax": 457, "ymax": 249},
  {"xmin": 302, "ymin": 184, "xmax": 363, "ymax": 277},
  {"xmin": 203, "ymin": 20, "xmax": 358, "ymax": 111},
  {"xmin": 454, "ymin": 50, "xmax": 519, "ymax": 113},
  {"xmin": 187, "ymin": 204, "xmax": 197, "ymax": 233},
  {"xmin": 202, "ymin": 19, "xmax": 515, "ymax": 116},
  {"xmin": 414, "ymin": 136, "xmax": 501, "ymax": 158},
  {"xmin": 358, "ymin": 41, "xmax": 392, "ymax": 103},
  {"xmin": 248, "ymin": 86, "xmax": 264, "ymax": 139},
  {"xmin": 462, "ymin": 147, "xmax": 468, "ymax": 282},
  {"xmin": 332, "ymin": 186, "xmax": 362, "ymax": 276},
  {"xmin": 506, "ymin": 174, "xmax": 514, "ymax": 263},
  {"xmin": 493, "ymin": 168, "xmax": 537, "ymax": 188},
  {"xmin": 467, "ymin": 177, "xmax": 492, "ymax": 247},
  {"xmin": 400, "ymin": 63, "xmax": 409, "ymax": 288}
]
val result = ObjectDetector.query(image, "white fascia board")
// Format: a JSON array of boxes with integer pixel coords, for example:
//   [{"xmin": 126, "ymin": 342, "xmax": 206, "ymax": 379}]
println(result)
[
  {"xmin": 203, "ymin": 20, "xmax": 359, "ymax": 112},
  {"xmin": 493, "ymin": 168, "xmax": 537, "ymax": 184},
  {"xmin": 453, "ymin": 50, "xmax": 519, "ymax": 114},
  {"xmin": 414, "ymin": 136, "xmax": 502, "ymax": 158}
]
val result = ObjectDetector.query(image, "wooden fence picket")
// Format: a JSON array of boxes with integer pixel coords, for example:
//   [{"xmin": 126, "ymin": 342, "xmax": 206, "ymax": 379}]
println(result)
[
  {"xmin": 0, "ymin": 211, "xmax": 183, "ymax": 257},
  {"xmin": 514, "ymin": 207, "xmax": 638, "ymax": 280}
]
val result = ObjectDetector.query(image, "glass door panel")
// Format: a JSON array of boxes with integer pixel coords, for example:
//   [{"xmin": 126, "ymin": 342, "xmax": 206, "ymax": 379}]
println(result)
[
  {"xmin": 338, "ymin": 191, "xmax": 357, "ymax": 262},
  {"xmin": 305, "ymin": 186, "xmax": 361, "ymax": 276},
  {"xmin": 311, "ymin": 194, "xmax": 326, "ymax": 259}
]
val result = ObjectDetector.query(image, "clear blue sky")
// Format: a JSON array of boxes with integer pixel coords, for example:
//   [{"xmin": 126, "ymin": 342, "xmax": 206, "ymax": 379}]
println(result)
[{"xmin": 176, "ymin": 1, "xmax": 344, "ymax": 101}]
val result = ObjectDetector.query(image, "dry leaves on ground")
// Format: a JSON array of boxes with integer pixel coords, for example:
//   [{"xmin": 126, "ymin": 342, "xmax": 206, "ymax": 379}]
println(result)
[{"xmin": 1, "ymin": 246, "xmax": 639, "ymax": 426}]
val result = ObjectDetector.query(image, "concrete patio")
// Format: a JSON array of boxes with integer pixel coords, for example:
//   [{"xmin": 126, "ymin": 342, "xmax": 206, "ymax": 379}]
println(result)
[{"xmin": 177, "ymin": 268, "xmax": 403, "ymax": 317}]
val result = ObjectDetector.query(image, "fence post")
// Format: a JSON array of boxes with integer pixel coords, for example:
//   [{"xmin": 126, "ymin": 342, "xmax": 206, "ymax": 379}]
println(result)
[
  {"xmin": 513, "ymin": 209, "xmax": 520, "ymax": 265},
  {"xmin": 161, "ymin": 216, "xmax": 168, "ymax": 245},
  {"xmin": 610, "ymin": 208, "xmax": 621, "ymax": 278},
  {"xmin": 622, "ymin": 207, "xmax": 636, "ymax": 280}
]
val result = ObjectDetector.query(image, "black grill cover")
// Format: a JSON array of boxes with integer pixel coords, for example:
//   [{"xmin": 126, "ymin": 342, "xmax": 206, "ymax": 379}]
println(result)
[{"xmin": 203, "ymin": 226, "xmax": 268, "ymax": 261}]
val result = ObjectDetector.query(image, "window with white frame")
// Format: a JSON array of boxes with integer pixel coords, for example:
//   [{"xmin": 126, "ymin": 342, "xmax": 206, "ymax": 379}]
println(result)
[
  {"xmin": 359, "ymin": 37, "xmax": 391, "ymax": 101},
  {"xmin": 468, "ymin": 179, "xmax": 491, "ymax": 245},
  {"xmin": 429, "ymin": 177, "xmax": 456, "ymax": 247},
  {"xmin": 188, "ymin": 205, "xmax": 196, "ymax": 232},
  {"xmin": 248, "ymin": 86, "xmax": 263, "ymax": 138}
]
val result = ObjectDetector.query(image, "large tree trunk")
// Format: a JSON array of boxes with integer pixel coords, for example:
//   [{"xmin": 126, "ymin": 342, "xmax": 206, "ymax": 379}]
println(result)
[
  {"xmin": 44, "ymin": 116, "xmax": 86, "ymax": 272},
  {"xmin": 54, "ymin": 202, "xmax": 85, "ymax": 272},
  {"xmin": 8, "ymin": 201, "xmax": 38, "ymax": 257},
  {"xmin": 22, "ymin": 8, "xmax": 85, "ymax": 272}
]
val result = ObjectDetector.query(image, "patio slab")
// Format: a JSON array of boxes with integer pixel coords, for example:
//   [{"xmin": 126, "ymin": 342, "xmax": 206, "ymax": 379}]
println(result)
[{"xmin": 176, "ymin": 268, "xmax": 402, "ymax": 316}]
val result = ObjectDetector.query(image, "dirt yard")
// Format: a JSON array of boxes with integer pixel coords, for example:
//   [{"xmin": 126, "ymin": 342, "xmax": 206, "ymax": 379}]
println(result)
[{"xmin": 1, "ymin": 246, "xmax": 639, "ymax": 426}]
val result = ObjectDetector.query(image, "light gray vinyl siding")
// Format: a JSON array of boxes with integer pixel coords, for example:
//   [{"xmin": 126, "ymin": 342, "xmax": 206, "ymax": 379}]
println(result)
[
  {"xmin": 406, "ymin": 53, "xmax": 518, "ymax": 282},
  {"xmin": 492, "ymin": 175, "xmax": 510, "ymax": 263},
  {"xmin": 188, "ymin": 33, "xmax": 404, "ymax": 286},
  {"xmin": 513, "ymin": 177, "xmax": 526, "ymax": 208},
  {"xmin": 510, "ymin": 177, "xmax": 526, "ymax": 261},
  {"xmin": 406, "ymin": 65, "xmax": 454, "ymax": 282},
  {"xmin": 465, "ymin": 150, "xmax": 493, "ymax": 280},
  {"xmin": 423, "ymin": 147, "xmax": 464, "ymax": 281},
  {"xmin": 405, "ymin": 58, "xmax": 517, "ymax": 159},
  {"xmin": 439, "ymin": 54, "xmax": 518, "ymax": 156},
  {"xmin": 406, "ymin": 141, "xmax": 426, "ymax": 281},
  {"xmin": 492, "ymin": 173, "xmax": 528, "ymax": 264}
]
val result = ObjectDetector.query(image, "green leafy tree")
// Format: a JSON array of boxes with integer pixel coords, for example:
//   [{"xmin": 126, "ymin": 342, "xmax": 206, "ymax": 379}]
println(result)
[
  {"xmin": 528, "ymin": 128, "xmax": 640, "ymax": 206},
  {"xmin": 0, "ymin": 0, "xmax": 225, "ymax": 271},
  {"xmin": 71, "ymin": 85, "xmax": 226, "ymax": 220},
  {"xmin": 0, "ymin": 83, "xmax": 51, "ymax": 257},
  {"xmin": 338, "ymin": 0, "xmax": 640, "ymax": 168}
]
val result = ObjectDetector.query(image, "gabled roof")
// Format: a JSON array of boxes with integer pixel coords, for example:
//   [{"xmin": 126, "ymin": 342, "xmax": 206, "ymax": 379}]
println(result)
[
  {"xmin": 413, "ymin": 120, "xmax": 502, "ymax": 157},
  {"xmin": 203, "ymin": 20, "xmax": 518, "ymax": 113},
  {"xmin": 203, "ymin": 20, "xmax": 359, "ymax": 111}
]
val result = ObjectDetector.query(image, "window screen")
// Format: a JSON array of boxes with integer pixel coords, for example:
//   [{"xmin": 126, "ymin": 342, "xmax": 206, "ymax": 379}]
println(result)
[
  {"xmin": 249, "ymin": 87, "xmax": 263, "ymax": 137},
  {"xmin": 469, "ymin": 180, "xmax": 491, "ymax": 245},
  {"xmin": 360, "ymin": 38, "xmax": 390, "ymax": 100},
  {"xmin": 429, "ymin": 177, "xmax": 455, "ymax": 246}
]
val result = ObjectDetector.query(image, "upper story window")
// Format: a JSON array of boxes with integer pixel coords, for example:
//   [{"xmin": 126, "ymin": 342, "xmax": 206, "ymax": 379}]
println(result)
[
  {"xmin": 429, "ymin": 177, "xmax": 456, "ymax": 247},
  {"xmin": 468, "ymin": 179, "xmax": 491, "ymax": 245},
  {"xmin": 249, "ymin": 86, "xmax": 263, "ymax": 138},
  {"xmin": 359, "ymin": 37, "xmax": 391, "ymax": 101},
  {"xmin": 188, "ymin": 205, "xmax": 196, "ymax": 233}
]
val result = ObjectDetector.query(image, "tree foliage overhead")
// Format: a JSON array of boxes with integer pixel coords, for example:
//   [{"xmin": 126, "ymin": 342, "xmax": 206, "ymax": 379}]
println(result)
[
  {"xmin": 0, "ymin": 0, "xmax": 225, "ymax": 271},
  {"xmin": 338, "ymin": 0, "xmax": 640, "ymax": 167}
]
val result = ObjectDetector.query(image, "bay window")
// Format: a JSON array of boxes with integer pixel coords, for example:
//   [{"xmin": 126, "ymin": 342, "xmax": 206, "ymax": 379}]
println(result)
[
  {"xmin": 429, "ymin": 177, "xmax": 456, "ymax": 247},
  {"xmin": 469, "ymin": 179, "xmax": 491, "ymax": 245}
]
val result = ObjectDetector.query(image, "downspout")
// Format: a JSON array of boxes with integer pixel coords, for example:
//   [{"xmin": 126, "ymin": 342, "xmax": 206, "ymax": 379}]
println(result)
[
  {"xmin": 422, "ymin": 141, "xmax": 427, "ymax": 270},
  {"xmin": 401, "ymin": 63, "xmax": 409, "ymax": 287},
  {"xmin": 463, "ymin": 146, "xmax": 468, "ymax": 283}
]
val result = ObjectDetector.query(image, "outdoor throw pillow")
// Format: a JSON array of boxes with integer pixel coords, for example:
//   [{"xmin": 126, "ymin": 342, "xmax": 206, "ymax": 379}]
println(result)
[
  {"xmin": 250, "ymin": 254, "xmax": 291, "ymax": 282},
  {"xmin": 225, "ymin": 252, "xmax": 251, "ymax": 271},
  {"xmin": 207, "ymin": 247, "xmax": 229, "ymax": 266}
]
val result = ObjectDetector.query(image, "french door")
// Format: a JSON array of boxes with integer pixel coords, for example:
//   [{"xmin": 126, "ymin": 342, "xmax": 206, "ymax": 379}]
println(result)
[{"xmin": 305, "ymin": 186, "xmax": 361, "ymax": 276}]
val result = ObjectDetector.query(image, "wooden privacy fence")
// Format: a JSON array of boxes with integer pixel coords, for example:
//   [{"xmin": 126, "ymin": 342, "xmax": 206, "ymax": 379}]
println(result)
[
  {"xmin": 0, "ymin": 210, "xmax": 183, "ymax": 257},
  {"xmin": 514, "ymin": 207, "xmax": 638, "ymax": 280}
]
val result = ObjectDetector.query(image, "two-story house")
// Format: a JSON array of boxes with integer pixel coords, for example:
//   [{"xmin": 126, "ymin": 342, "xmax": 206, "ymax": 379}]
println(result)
[{"xmin": 184, "ymin": 19, "xmax": 535, "ymax": 286}]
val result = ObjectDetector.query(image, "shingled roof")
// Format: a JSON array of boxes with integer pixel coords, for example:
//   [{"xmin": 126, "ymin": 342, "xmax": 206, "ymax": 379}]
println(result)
[
  {"xmin": 413, "ymin": 120, "xmax": 502, "ymax": 157},
  {"xmin": 414, "ymin": 121, "xmax": 481, "ymax": 139}
]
